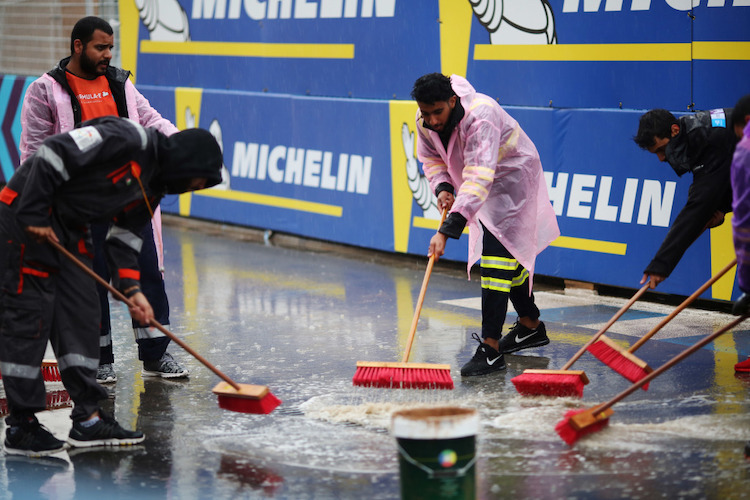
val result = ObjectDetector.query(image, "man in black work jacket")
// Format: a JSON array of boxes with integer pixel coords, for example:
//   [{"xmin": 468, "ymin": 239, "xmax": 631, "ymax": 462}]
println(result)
[
  {"xmin": 0, "ymin": 116, "xmax": 222, "ymax": 457},
  {"xmin": 634, "ymin": 108, "xmax": 736, "ymax": 289}
]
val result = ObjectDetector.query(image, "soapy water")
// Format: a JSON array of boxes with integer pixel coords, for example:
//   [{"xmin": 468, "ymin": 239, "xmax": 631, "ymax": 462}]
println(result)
[{"xmin": 7, "ymin": 225, "xmax": 747, "ymax": 500}]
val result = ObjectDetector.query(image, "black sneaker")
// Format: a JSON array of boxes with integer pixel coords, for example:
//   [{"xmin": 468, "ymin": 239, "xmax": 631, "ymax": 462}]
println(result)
[
  {"xmin": 4, "ymin": 417, "xmax": 67, "ymax": 457},
  {"xmin": 460, "ymin": 333, "xmax": 506, "ymax": 376},
  {"xmin": 67, "ymin": 411, "xmax": 145, "ymax": 448},
  {"xmin": 496, "ymin": 321, "xmax": 550, "ymax": 354}
]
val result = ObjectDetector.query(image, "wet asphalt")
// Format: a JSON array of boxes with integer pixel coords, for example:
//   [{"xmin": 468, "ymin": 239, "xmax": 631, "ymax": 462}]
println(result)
[{"xmin": 2, "ymin": 216, "xmax": 749, "ymax": 500}]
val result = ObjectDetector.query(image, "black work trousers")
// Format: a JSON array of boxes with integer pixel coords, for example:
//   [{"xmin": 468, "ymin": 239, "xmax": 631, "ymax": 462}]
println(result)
[
  {"xmin": 0, "ymin": 208, "xmax": 107, "ymax": 422},
  {"xmin": 480, "ymin": 226, "xmax": 540, "ymax": 341},
  {"xmin": 92, "ymin": 221, "xmax": 170, "ymax": 363}
]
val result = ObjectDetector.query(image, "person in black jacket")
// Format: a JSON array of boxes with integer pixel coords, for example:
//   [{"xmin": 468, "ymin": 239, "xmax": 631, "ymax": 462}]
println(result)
[
  {"xmin": 634, "ymin": 108, "xmax": 736, "ymax": 289},
  {"xmin": 20, "ymin": 16, "xmax": 189, "ymax": 383},
  {"xmin": 0, "ymin": 116, "xmax": 221, "ymax": 457}
]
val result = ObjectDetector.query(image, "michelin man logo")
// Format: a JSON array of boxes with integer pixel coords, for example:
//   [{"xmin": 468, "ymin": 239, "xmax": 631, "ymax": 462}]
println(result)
[
  {"xmin": 401, "ymin": 2, "xmax": 557, "ymax": 219},
  {"xmin": 136, "ymin": 0, "xmax": 190, "ymax": 41},
  {"xmin": 401, "ymin": 124, "xmax": 440, "ymax": 219},
  {"xmin": 470, "ymin": 0, "xmax": 557, "ymax": 44},
  {"xmin": 183, "ymin": 106, "xmax": 231, "ymax": 190}
]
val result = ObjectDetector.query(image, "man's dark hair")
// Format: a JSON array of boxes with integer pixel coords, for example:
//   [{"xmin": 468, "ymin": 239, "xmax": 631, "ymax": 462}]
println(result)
[
  {"xmin": 731, "ymin": 94, "xmax": 750, "ymax": 129},
  {"xmin": 70, "ymin": 16, "xmax": 113, "ymax": 54},
  {"xmin": 411, "ymin": 73, "xmax": 455, "ymax": 104},
  {"xmin": 634, "ymin": 109, "xmax": 677, "ymax": 149}
]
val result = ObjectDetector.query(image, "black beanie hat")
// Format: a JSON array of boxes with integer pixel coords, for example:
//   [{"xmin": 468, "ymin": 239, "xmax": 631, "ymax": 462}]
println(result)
[{"xmin": 158, "ymin": 128, "xmax": 223, "ymax": 194}]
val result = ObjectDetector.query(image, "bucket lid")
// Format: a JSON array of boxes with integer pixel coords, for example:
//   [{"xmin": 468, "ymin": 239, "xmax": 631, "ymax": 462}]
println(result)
[{"xmin": 391, "ymin": 407, "xmax": 478, "ymax": 440}]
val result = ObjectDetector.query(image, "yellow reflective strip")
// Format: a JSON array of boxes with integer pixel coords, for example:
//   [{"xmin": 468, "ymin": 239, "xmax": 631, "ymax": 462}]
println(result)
[
  {"xmin": 481, "ymin": 256, "xmax": 517, "ymax": 270},
  {"xmin": 464, "ymin": 165, "xmax": 495, "ymax": 181},
  {"xmin": 422, "ymin": 155, "xmax": 445, "ymax": 164},
  {"xmin": 469, "ymin": 97, "xmax": 495, "ymax": 111},
  {"xmin": 481, "ymin": 276, "xmax": 512, "ymax": 292},
  {"xmin": 511, "ymin": 270, "xmax": 530, "ymax": 288},
  {"xmin": 498, "ymin": 126, "xmax": 519, "ymax": 162},
  {"xmin": 460, "ymin": 182, "xmax": 489, "ymax": 201}
]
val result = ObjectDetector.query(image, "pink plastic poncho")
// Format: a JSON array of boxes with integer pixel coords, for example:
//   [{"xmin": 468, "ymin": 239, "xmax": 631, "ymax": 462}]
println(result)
[
  {"xmin": 416, "ymin": 75, "xmax": 559, "ymax": 285},
  {"xmin": 19, "ymin": 72, "xmax": 179, "ymax": 272}
]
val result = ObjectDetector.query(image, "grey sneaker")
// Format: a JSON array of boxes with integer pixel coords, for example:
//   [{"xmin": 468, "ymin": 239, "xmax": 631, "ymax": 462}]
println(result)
[
  {"xmin": 96, "ymin": 363, "xmax": 117, "ymax": 384},
  {"xmin": 142, "ymin": 352, "xmax": 189, "ymax": 379}
]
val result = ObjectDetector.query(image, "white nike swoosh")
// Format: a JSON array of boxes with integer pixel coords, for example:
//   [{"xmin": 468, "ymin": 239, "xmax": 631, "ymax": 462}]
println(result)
[
  {"xmin": 515, "ymin": 331, "xmax": 537, "ymax": 343},
  {"xmin": 486, "ymin": 356, "xmax": 502, "ymax": 366}
]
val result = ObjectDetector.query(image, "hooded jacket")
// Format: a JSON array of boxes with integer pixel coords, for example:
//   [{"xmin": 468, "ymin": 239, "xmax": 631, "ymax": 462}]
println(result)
[
  {"xmin": 19, "ymin": 56, "xmax": 180, "ymax": 269},
  {"xmin": 2, "ymin": 117, "xmax": 220, "ymax": 295},
  {"xmin": 645, "ymin": 109, "xmax": 736, "ymax": 278},
  {"xmin": 415, "ymin": 75, "xmax": 559, "ymax": 283}
]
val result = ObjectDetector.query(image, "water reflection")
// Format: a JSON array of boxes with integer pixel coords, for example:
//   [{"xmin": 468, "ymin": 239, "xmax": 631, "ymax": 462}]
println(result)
[{"xmin": 217, "ymin": 454, "xmax": 283, "ymax": 496}]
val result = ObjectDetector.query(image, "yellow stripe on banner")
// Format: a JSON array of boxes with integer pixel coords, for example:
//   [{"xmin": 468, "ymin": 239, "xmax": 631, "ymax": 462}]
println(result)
[
  {"xmin": 710, "ymin": 212, "xmax": 737, "ymax": 301},
  {"xmin": 412, "ymin": 216, "xmax": 470, "ymax": 234},
  {"xmin": 693, "ymin": 42, "xmax": 750, "ymax": 61},
  {"xmin": 550, "ymin": 236, "xmax": 627, "ymax": 255},
  {"xmin": 140, "ymin": 40, "xmax": 355, "ymax": 59},
  {"xmin": 196, "ymin": 189, "xmax": 342, "ymax": 217},
  {"xmin": 474, "ymin": 43, "xmax": 691, "ymax": 61}
]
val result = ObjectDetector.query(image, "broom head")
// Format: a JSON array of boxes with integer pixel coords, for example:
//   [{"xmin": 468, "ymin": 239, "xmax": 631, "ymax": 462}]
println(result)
[
  {"xmin": 0, "ymin": 360, "xmax": 62, "ymax": 382},
  {"xmin": 555, "ymin": 407, "xmax": 614, "ymax": 445},
  {"xmin": 0, "ymin": 389, "xmax": 72, "ymax": 418},
  {"xmin": 511, "ymin": 369, "xmax": 589, "ymax": 398},
  {"xmin": 41, "ymin": 359, "xmax": 62, "ymax": 382},
  {"xmin": 212, "ymin": 382, "xmax": 281, "ymax": 414},
  {"xmin": 588, "ymin": 336, "xmax": 653, "ymax": 390},
  {"xmin": 353, "ymin": 361, "xmax": 453, "ymax": 390}
]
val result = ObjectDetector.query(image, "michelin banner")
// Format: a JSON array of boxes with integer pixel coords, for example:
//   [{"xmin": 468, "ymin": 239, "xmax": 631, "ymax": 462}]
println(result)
[
  {"xmin": 143, "ymin": 84, "xmax": 738, "ymax": 301},
  {"xmin": 1, "ymin": 0, "xmax": 748, "ymax": 302},
  {"xmin": 128, "ymin": 0, "xmax": 750, "ymax": 110}
]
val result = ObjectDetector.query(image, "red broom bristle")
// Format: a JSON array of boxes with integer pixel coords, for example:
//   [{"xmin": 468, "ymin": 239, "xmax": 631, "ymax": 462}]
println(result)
[
  {"xmin": 555, "ymin": 408, "xmax": 610, "ymax": 445},
  {"xmin": 41, "ymin": 362, "xmax": 61, "ymax": 382},
  {"xmin": 588, "ymin": 340, "xmax": 651, "ymax": 390},
  {"xmin": 352, "ymin": 366, "xmax": 453, "ymax": 390},
  {"xmin": 0, "ymin": 361, "xmax": 62, "ymax": 382},
  {"xmin": 511, "ymin": 373, "xmax": 585, "ymax": 398},
  {"xmin": 217, "ymin": 391, "xmax": 281, "ymax": 414},
  {"xmin": 46, "ymin": 389, "xmax": 72, "ymax": 410}
]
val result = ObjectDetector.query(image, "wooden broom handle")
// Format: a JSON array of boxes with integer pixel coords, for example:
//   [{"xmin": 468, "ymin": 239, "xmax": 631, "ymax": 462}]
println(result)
[
  {"xmin": 591, "ymin": 314, "xmax": 747, "ymax": 416},
  {"xmin": 49, "ymin": 238, "xmax": 241, "ymax": 391},
  {"xmin": 628, "ymin": 258, "xmax": 737, "ymax": 354},
  {"xmin": 560, "ymin": 284, "xmax": 650, "ymax": 370},
  {"xmin": 402, "ymin": 208, "xmax": 448, "ymax": 363}
]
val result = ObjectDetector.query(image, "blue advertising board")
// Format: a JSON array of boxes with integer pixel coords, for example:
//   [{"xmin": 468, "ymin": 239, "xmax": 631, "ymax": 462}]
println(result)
[
  {"xmin": 140, "ymin": 83, "xmax": 738, "ymax": 301},
  {"xmin": 1, "ymin": 0, "xmax": 748, "ymax": 302},
  {"xmin": 129, "ymin": 1, "xmax": 750, "ymax": 110}
]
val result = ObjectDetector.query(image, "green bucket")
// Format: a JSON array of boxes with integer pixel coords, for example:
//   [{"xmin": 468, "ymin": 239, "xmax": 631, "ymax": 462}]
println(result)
[{"xmin": 391, "ymin": 407, "xmax": 478, "ymax": 500}]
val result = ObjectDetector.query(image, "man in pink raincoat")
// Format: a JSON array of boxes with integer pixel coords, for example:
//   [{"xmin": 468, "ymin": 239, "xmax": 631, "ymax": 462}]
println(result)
[
  {"xmin": 19, "ymin": 17, "xmax": 189, "ymax": 383},
  {"xmin": 412, "ymin": 73, "xmax": 559, "ymax": 377}
]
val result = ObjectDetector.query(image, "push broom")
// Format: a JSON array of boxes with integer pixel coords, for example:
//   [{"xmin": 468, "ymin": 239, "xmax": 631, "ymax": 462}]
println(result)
[
  {"xmin": 556, "ymin": 314, "xmax": 747, "ymax": 445},
  {"xmin": 0, "ymin": 360, "xmax": 62, "ymax": 382},
  {"xmin": 352, "ymin": 209, "xmax": 453, "ymax": 390},
  {"xmin": 587, "ymin": 258, "xmax": 737, "ymax": 389},
  {"xmin": 510, "ymin": 283, "xmax": 650, "ymax": 398},
  {"xmin": 49, "ymin": 239, "xmax": 281, "ymax": 414}
]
